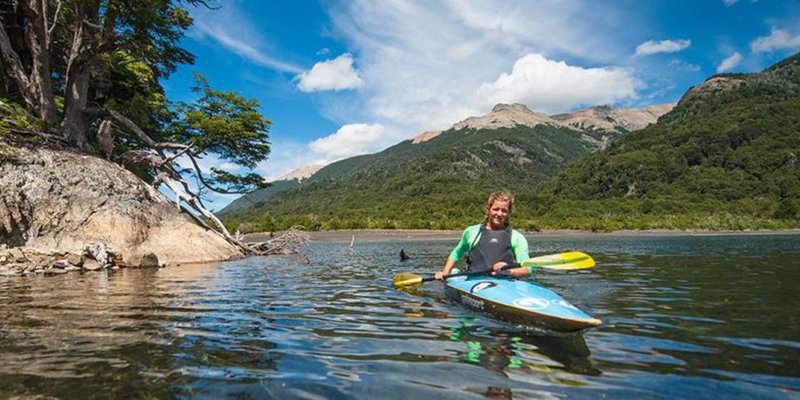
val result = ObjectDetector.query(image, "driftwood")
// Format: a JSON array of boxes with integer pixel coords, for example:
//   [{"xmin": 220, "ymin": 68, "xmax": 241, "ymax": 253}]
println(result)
[
  {"xmin": 86, "ymin": 242, "xmax": 113, "ymax": 266},
  {"xmin": 249, "ymin": 226, "xmax": 309, "ymax": 256}
]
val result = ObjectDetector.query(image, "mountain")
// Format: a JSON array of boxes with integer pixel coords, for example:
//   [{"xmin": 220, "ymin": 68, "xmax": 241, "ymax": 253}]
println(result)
[
  {"xmin": 407, "ymin": 103, "xmax": 675, "ymax": 145},
  {"xmin": 219, "ymin": 102, "xmax": 671, "ymax": 232},
  {"xmin": 219, "ymin": 164, "xmax": 325, "ymax": 214},
  {"xmin": 551, "ymin": 104, "xmax": 676, "ymax": 133},
  {"xmin": 452, "ymin": 103, "xmax": 573, "ymax": 131},
  {"xmin": 533, "ymin": 52, "xmax": 800, "ymax": 230},
  {"xmin": 276, "ymin": 164, "xmax": 327, "ymax": 181}
]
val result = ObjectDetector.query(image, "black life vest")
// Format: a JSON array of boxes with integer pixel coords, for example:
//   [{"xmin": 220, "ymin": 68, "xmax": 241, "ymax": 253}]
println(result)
[{"xmin": 465, "ymin": 224, "xmax": 515, "ymax": 272}]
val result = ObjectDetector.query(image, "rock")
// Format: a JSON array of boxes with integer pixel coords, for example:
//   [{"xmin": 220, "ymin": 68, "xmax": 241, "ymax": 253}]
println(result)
[
  {"xmin": 83, "ymin": 259, "xmax": 102, "ymax": 271},
  {"xmin": 112, "ymin": 254, "xmax": 126, "ymax": 267},
  {"xmin": 8, "ymin": 248, "xmax": 26, "ymax": 262},
  {"xmin": 452, "ymin": 103, "xmax": 569, "ymax": 131},
  {"xmin": 139, "ymin": 253, "xmax": 159, "ymax": 268},
  {"xmin": 0, "ymin": 265, "xmax": 15, "ymax": 276},
  {"xmin": 65, "ymin": 253, "xmax": 83, "ymax": 266},
  {"xmin": 0, "ymin": 142, "xmax": 244, "ymax": 265},
  {"xmin": 126, "ymin": 254, "xmax": 142, "ymax": 267},
  {"xmin": 551, "ymin": 104, "xmax": 675, "ymax": 133},
  {"xmin": 411, "ymin": 130, "xmax": 443, "ymax": 144}
]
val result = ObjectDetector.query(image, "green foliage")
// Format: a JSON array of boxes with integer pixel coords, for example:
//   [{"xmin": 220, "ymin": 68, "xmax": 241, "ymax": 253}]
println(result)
[
  {"xmin": 0, "ymin": 98, "xmax": 45, "ymax": 144},
  {"xmin": 220, "ymin": 123, "xmax": 599, "ymax": 229},
  {"xmin": 535, "ymin": 52, "xmax": 800, "ymax": 230},
  {"xmin": 210, "ymin": 169, "xmax": 271, "ymax": 194},
  {"xmin": 1, "ymin": 1, "xmax": 271, "ymax": 191},
  {"xmin": 170, "ymin": 74, "xmax": 271, "ymax": 169}
]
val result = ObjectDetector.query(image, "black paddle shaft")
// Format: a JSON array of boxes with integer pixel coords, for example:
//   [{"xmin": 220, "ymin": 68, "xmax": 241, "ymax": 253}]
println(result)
[{"xmin": 424, "ymin": 263, "xmax": 516, "ymax": 283}]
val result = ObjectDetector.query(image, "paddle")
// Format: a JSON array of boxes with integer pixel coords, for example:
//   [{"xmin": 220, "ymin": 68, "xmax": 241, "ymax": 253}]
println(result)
[{"xmin": 393, "ymin": 251, "xmax": 595, "ymax": 288}]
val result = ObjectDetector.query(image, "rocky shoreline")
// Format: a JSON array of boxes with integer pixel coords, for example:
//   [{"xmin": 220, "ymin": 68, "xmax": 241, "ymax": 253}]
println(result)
[
  {"xmin": 0, "ymin": 243, "xmax": 164, "ymax": 277},
  {"xmin": 1, "ymin": 141, "xmax": 243, "ymax": 277}
]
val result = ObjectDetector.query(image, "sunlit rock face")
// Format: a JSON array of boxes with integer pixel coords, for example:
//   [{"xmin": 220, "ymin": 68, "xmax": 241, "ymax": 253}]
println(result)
[
  {"xmin": 0, "ymin": 142, "xmax": 243, "ymax": 265},
  {"xmin": 550, "ymin": 103, "xmax": 675, "ymax": 132}
]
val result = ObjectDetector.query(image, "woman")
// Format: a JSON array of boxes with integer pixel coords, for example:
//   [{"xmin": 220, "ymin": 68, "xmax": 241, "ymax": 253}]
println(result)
[{"xmin": 435, "ymin": 190, "xmax": 531, "ymax": 280}]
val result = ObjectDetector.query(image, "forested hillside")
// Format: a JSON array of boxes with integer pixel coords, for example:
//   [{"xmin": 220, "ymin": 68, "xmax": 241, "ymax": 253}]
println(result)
[
  {"xmin": 221, "ymin": 123, "xmax": 603, "ymax": 232},
  {"xmin": 531, "ymin": 52, "xmax": 800, "ymax": 231}
]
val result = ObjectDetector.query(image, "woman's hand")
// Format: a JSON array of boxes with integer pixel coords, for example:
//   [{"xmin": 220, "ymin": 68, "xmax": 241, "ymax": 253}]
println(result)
[
  {"xmin": 434, "ymin": 271, "xmax": 446, "ymax": 280},
  {"xmin": 492, "ymin": 261, "xmax": 524, "ymax": 277},
  {"xmin": 492, "ymin": 261, "xmax": 509, "ymax": 272}
]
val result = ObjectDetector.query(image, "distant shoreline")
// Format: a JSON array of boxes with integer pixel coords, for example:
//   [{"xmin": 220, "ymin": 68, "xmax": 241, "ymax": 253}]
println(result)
[{"xmin": 246, "ymin": 228, "xmax": 800, "ymax": 243}]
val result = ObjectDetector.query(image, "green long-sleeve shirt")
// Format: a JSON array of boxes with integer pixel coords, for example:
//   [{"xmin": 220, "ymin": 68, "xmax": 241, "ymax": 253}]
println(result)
[{"xmin": 448, "ymin": 224, "xmax": 529, "ymax": 263}]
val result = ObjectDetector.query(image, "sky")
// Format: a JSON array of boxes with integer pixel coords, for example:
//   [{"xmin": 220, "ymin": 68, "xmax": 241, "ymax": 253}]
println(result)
[{"xmin": 161, "ymin": 0, "xmax": 800, "ymax": 211}]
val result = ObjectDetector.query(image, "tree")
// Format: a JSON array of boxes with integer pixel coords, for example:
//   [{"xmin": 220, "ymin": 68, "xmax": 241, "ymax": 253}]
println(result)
[
  {"xmin": 0, "ymin": 0, "xmax": 59, "ymax": 124},
  {"xmin": 0, "ymin": 0, "xmax": 276, "ymax": 252},
  {"xmin": 112, "ymin": 74, "xmax": 271, "ymax": 243}
]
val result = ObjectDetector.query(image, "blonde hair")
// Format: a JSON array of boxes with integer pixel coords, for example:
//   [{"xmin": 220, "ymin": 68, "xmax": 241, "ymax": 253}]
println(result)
[{"xmin": 484, "ymin": 190, "xmax": 515, "ymax": 225}]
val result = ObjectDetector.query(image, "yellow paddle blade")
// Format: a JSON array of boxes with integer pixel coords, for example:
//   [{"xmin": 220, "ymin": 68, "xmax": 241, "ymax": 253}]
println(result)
[
  {"xmin": 521, "ymin": 251, "xmax": 596, "ymax": 270},
  {"xmin": 393, "ymin": 273, "xmax": 424, "ymax": 287}
]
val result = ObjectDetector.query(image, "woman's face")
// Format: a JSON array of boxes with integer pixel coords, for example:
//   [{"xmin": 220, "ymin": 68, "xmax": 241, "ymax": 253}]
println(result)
[{"xmin": 486, "ymin": 200, "xmax": 511, "ymax": 229}]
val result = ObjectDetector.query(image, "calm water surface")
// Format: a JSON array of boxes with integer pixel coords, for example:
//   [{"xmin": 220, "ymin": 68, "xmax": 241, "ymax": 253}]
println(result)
[{"xmin": 1, "ymin": 234, "xmax": 799, "ymax": 399}]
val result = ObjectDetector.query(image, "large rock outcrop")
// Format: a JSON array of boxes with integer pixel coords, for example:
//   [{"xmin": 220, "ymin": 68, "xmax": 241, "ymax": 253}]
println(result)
[
  {"xmin": 550, "ymin": 103, "xmax": 675, "ymax": 132},
  {"xmin": 452, "ymin": 103, "xmax": 571, "ymax": 131},
  {"xmin": 0, "ymin": 142, "xmax": 243, "ymax": 265}
]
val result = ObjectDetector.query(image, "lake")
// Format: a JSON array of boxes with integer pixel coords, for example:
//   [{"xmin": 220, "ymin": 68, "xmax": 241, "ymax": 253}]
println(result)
[{"xmin": 1, "ymin": 234, "xmax": 798, "ymax": 399}]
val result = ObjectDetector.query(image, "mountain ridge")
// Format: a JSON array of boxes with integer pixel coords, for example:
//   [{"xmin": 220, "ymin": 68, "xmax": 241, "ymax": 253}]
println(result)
[
  {"xmin": 409, "ymin": 102, "xmax": 673, "ymax": 144},
  {"xmin": 220, "ymin": 102, "xmax": 671, "ymax": 217}
]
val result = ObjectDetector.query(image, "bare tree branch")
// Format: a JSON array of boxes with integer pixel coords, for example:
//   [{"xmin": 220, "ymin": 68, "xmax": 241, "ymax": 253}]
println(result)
[
  {"xmin": 107, "ymin": 109, "xmax": 157, "ymax": 147},
  {"xmin": 47, "ymin": 0, "xmax": 63, "ymax": 40}
]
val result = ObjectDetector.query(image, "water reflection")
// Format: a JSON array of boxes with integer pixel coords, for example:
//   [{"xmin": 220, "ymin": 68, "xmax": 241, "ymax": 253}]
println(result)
[
  {"xmin": 445, "ymin": 316, "xmax": 601, "ymax": 396},
  {"xmin": 0, "ymin": 235, "xmax": 798, "ymax": 399}
]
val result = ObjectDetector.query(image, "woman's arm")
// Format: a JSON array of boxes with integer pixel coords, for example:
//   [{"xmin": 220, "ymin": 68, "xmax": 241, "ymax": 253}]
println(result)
[{"xmin": 436, "ymin": 227, "xmax": 475, "ymax": 280}]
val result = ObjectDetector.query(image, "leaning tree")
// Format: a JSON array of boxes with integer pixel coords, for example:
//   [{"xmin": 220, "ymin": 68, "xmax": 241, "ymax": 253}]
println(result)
[{"xmin": 0, "ymin": 0, "xmax": 281, "ymax": 252}]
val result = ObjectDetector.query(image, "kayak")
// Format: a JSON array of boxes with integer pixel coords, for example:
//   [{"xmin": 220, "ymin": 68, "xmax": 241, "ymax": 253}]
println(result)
[{"xmin": 445, "ymin": 275, "xmax": 601, "ymax": 332}]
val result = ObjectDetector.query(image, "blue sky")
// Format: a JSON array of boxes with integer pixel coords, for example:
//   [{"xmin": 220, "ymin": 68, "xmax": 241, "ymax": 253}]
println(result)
[{"xmin": 162, "ymin": 0, "xmax": 800, "ymax": 210}]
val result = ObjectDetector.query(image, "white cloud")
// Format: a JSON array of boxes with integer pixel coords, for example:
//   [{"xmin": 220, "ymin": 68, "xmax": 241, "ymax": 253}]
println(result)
[
  {"xmin": 668, "ymin": 59, "xmax": 701, "ymax": 72},
  {"xmin": 716, "ymin": 52, "xmax": 743, "ymax": 72},
  {"xmin": 326, "ymin": 1, "xmax": 639, "ymax": 132},
  {"xmin": 476, "ymin": 54, "xmax": 639, "ymax": 113},
  {"xmin": 635, "ymin": 39, "xmax": 691, "ymax": 56},
  {"xmin": 297, "ymin": 54, "xmax": 364, "ymax": 92},
  {"xmin": 189, "ymin": 8, "xmax": 303, "ymax": 73},
  {"xmin": 309, "ymin": 123, "xmax": 387, "ymax": 160},
  {"xmin": 750, "ymin": 28, "xmax": 800, "ymax": 52},
  {"xmin": 723, "ymin": 0, "xmax": 739, "ymax": 6}
]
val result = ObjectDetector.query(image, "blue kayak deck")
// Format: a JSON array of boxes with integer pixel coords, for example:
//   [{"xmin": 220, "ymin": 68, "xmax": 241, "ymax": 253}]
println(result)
[{"xmin": 445, "ymin": 276, "xmax": 601, "ymax": 332}]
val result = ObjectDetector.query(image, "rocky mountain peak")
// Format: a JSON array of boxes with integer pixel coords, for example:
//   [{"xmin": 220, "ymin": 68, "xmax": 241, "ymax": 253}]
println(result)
[
  {"xmin": 680, "ymin": 76, "xmax": 746, "ymax": 104},
  {"xmin": 551, "ymin": 103, "xmax": 675, "ymax": 132},
  {"xmin": 274, "ymin": 164, "xmax": 326, "ymax": 182},
  {"xmin": 409, "ymin": 102, "xmax": 674, "ymax": 144},
  {"xmin": 490, "ymin": 103, "xmax": 534, "ymax": 113},
  {"xmin": 452, "ymin": 103, "xmax": 569, "ymax": 131},
  {"xmin": 411, "ymin": 130, "xmax": 444, "ymax": 144}
]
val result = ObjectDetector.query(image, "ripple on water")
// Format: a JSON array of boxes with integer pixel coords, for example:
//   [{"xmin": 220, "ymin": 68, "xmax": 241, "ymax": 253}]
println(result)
[{"xmin": 1, "ymin": 236, "xmax": 799, "ymax": 399}]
